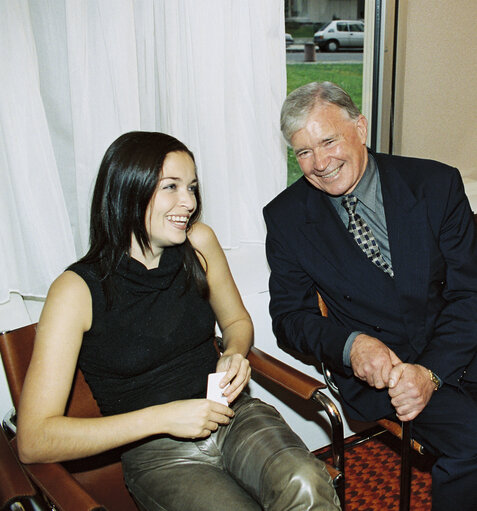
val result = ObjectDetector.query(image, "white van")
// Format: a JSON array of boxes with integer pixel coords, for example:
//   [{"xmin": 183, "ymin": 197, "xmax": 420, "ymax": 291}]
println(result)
[{"xmin": 313, "ymin": 20, "xmax": 364, "ymax": 52}]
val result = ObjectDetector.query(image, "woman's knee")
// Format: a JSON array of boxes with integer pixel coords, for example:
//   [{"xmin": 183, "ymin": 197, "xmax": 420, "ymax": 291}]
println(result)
[{"xmin": 261, "ymin": 448, "xmax": 341, "ymax": 510}]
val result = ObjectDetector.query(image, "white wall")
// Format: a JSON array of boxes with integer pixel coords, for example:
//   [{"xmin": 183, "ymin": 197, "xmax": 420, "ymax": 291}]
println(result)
[{"xmin": 394, "ymin": 0, "xmax": 477, "ymax": 181}]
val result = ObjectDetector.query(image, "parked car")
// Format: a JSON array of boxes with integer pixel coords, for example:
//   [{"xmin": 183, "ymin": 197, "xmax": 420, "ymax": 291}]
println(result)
[
  {"xmin": 285, "ymin": 33, "xmax": 294, "ymax": 47},
  {"xmin": 313, "ymin": 20, "xmax": 364, "ymax": 52}
]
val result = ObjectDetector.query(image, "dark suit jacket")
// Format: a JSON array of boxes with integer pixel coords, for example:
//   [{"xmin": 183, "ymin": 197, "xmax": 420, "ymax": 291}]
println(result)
[{"xmin": 264, "ymin": 151, "xmax": 477, "ymax": 421}]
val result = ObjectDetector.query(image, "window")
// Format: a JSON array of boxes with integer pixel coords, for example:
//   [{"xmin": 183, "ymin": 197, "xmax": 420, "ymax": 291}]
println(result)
[
  {"xmin": 285, "ymin": 4, "xmax": 365, "ymax": 185},
  {"xmin": 350, "ymin": 23, "xmax": 364, "ymax": 32}
]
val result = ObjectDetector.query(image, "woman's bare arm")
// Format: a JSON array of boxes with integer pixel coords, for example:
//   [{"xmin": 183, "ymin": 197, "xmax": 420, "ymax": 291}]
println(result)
[{"xmin": 189, "ymin": 223, "xmax": 253, "ymax": 402}]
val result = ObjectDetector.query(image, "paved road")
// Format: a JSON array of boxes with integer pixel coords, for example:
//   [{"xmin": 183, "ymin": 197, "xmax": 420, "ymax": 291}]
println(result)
[{"xmin": 287, "ymin": 49, "xmax": 363, "ymax": 63}]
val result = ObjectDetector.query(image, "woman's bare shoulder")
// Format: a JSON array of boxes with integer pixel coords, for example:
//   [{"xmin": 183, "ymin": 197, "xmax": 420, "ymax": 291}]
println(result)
[
  {"xmin": 50, "ymin": 270, "xmax": 90, "ymax": 297},
  {"xmin": 41, "ymin": 270, "xmax": 92, "ymax": 331},
  {"xmin": 187, "ymin": 221, "xmax": 220, "ymax": 251}
]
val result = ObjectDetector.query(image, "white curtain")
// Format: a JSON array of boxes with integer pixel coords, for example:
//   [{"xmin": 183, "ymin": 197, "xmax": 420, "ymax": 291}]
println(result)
[
  {"xmin": 153, "ymin": 0, "xmax": 287, "ymax": 247},
  {"xmin": 0, "ymin": 0, "xmax": 287, "ymax": 303},
  {"xmin": 0, "ymin": 1, "xmax": 76, "ymax": 304}
]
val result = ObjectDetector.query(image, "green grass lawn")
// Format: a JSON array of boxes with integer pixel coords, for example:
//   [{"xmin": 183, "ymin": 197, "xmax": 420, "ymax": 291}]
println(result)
[{"xmin": 286, "ymin": 63, "xmax": 363, "ymax": 185}]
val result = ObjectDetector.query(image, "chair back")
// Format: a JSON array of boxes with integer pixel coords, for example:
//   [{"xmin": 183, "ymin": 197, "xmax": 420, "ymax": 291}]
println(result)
[
  {"xmin": 0, "ymin": 323, "xmax": 138, "ymax": 510},
  {"xmin": 0, "ymin": 323, "xmax": 37, "ymax": 409},
  {"xmin": 0, "ymin": 323, "xmax": 101, "ymax": 419}
]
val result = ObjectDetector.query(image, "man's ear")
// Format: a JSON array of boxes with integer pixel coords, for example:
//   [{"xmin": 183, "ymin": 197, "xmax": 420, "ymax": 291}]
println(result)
[{"xmin": 356, "ymin": 114, "xmax": 368, "ymax": 144}]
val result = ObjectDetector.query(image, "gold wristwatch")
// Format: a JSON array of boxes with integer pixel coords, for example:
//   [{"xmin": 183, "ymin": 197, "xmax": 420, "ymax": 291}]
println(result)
[{"xmin": 428, "ymin": 369, "xmax": 440, "ymax": 391}]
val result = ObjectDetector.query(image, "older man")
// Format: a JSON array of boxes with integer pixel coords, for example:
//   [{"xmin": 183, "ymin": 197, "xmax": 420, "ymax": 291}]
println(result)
[{"xmin": 264, "ymin": 81, "xmax": 477, "ymax": 510}]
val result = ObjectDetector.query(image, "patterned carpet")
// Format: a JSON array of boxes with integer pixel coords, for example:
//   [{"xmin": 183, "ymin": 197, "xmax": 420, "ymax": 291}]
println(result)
[{"xmin": 315, "ymin": 430, "xmax": 433, "ymax": 510}]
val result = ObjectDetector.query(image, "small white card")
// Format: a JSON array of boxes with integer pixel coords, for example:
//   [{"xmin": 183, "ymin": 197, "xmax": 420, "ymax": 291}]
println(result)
[{"xmin": 207, "ymin": 371, "xmax": 229, "ymax": 405}]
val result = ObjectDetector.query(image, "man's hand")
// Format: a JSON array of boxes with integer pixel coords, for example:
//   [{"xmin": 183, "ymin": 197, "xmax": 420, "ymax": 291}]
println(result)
[
  {"xmin": 388, "ymin": 363, "xmax": 436, "ymax": 421},
  {"xmin": 350, "ymin": 334, "xmax": 402, "ymax": 388}
]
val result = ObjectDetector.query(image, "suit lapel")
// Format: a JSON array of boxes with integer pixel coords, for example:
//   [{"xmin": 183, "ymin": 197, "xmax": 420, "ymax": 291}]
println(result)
[
  {"xmin": 300, "ymin": 182, "xmax": 397, "ymax": 296},
  {"xmin": 376, "ymin": 154, "xmax": 430, "ymax": 345}
]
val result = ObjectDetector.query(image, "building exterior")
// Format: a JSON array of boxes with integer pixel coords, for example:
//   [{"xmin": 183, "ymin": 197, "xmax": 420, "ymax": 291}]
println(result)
[{"xmin": 285, "ymin": 0, "xmax": 365, "ymax": 24}]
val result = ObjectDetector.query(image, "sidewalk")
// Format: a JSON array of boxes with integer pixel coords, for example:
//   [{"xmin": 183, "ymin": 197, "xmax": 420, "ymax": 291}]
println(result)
[
  {"xmin": 286, "ymin": 37, "xmax": 312, "ymax": 53},
  {"xmin": 286, "ymin": 37, "xmax": 363, "ymax": 63}
]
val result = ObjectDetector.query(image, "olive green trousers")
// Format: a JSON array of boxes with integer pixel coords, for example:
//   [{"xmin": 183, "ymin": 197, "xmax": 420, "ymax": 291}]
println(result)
[{"xmin": 122, "ymin": 394, "xmax": 340, "ymax": 511}]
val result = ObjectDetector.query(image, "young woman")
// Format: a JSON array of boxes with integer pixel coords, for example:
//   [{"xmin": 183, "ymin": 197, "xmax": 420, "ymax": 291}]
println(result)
[{"xmin": 17, "ymin": 132, "xmax": 340, "ymax": 511}]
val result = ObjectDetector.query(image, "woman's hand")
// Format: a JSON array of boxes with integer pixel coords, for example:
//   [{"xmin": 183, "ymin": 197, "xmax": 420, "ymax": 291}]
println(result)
[
  {"xmin": 161, "ymin": 399, "xmax": 234, "ymax": 438},
  {"xmin": 216, "ymin": 353, "xmax": 251, "ymax": 403}
]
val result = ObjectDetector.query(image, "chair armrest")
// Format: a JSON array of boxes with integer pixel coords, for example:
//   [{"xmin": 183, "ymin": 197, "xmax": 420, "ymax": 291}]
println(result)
[
  {"xmin": 0, "ymin": 427, "xmax": 40, "ymax": 510},
  {"xmin": 24, "ymin": 459, "xmax": 105, "ymax": 511},
  {"xmin": 248, "ymin": 346, "xmax": 326, "ymax": 400},
  {"xmin": 6, "ymin": 438, "xmax": 105, "ymax": 511}
]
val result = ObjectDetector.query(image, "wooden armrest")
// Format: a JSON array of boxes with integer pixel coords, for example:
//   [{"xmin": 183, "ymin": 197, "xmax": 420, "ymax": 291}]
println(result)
[
  {"xmin": 0, "ymin": 427, "xmax": 38, "ymax": 509},
  {"xmin": 377, "ymin": 418, "xmax": 425, "ymax": 454},
  {"xmin": 8, "ymin": 439, "xmax": 104, "ymax": 511},
  {"xmin": 248, "ymin": 346, "xmax": 326, "ymax": 400},
  {"xmin": 26, "ymin": 462, "xmax": 105, "ymax": 511}
]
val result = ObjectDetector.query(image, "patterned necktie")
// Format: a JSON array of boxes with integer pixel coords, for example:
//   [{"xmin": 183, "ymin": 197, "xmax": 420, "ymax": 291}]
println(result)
[{"xmin": 341, "ymin": 194, "xmax": 394, "ymax": 277}]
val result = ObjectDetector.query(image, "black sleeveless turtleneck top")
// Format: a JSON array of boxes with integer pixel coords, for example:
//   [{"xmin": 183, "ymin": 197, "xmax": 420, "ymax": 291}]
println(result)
[{"xmin": 68, "ymin": 244, "xmax": 217, "ymax": 416}]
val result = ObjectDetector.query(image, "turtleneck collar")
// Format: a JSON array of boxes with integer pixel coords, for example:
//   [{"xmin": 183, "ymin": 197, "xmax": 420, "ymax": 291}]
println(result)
[{"xmin": 116, "ymin": 243, "xmax": 185, "ymax": 291}]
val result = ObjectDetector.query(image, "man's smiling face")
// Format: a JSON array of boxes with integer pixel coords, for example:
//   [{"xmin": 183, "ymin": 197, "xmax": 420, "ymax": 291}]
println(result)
[{"xmin": 291, "ymin": 103, "xmax": 368, "ymax": 196}]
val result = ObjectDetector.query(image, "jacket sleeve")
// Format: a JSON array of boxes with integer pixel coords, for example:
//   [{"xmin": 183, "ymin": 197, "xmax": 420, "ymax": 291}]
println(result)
[
  {"xmin": 263, "ymin": 204, "xmax": 354, "ymax": 376},
  {"xmin": 416, "ymin": 168, "xmax": 477, "ymax": 384}
]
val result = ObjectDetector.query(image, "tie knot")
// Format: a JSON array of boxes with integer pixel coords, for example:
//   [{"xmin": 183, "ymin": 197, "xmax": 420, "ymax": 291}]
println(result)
[{"xmin": 341, "ymin": 194, "xmax": 358, "ymax": 214}]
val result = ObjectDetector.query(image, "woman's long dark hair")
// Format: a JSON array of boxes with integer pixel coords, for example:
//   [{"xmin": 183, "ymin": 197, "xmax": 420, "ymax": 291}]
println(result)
[{"xmin": 78, "ymin": 131, "xmax": 208, "ymax": 302}]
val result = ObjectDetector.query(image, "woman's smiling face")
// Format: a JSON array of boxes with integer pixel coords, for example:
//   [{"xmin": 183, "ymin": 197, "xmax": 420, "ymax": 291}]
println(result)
[{"xmin": 145, "ymin": 151, "xmax": 198, "ymax": 251}]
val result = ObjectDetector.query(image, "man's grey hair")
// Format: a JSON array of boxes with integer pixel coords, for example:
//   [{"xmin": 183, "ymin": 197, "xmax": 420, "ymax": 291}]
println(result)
[{"xmin": 280, "ymin": 81, "xmax": 361, "ymax": 145}]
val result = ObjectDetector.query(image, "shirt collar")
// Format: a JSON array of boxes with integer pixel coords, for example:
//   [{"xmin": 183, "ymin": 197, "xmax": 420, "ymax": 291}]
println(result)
[
  {"xmin": 351, "ymin": 153, "xmax": 378, "ymax": 213},
  {"xmin": 328, "ymin": 152, "xmax": 379, "ymax": 212}
]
